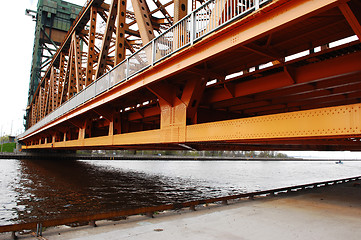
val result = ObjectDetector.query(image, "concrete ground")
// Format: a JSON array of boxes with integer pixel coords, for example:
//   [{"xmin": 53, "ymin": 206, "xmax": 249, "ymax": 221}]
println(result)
[{"xmin": 3, "ymin": 181, "xmax": 361, "ymax": 240}]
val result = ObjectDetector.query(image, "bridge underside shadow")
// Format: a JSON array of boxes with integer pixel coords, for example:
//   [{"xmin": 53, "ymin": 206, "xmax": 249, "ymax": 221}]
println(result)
[{"xmin": 19, "ymin": 0, "xmax": 361, "ymax": 151}]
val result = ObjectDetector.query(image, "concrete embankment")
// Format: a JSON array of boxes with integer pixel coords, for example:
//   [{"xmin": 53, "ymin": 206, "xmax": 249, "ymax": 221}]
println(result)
[{"xmin": 3, "ymin": 179, "xmax": 361, "ymax": 240}]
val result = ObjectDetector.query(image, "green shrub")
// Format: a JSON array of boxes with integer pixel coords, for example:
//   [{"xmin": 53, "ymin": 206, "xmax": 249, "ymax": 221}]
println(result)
[{"xmin": 0, "ymin": 142, "xmax": 16, "ymax": 152}]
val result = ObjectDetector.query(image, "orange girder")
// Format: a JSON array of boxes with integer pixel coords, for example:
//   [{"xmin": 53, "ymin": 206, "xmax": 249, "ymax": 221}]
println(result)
[
  {"xmin": 20, "ymin": 0, "xmax": 361, "ymax": 151},
  {"xmin": 23, "ymin": 103, "xmax": 361, "ymax": 150}
]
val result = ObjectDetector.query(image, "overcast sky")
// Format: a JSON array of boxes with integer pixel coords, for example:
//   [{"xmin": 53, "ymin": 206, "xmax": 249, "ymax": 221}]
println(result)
[
  {"xmin": 0, "ymin": 0, "xmax": 36, "ymax": 136},
  {"xmin": 0, "ymin": 0, "xmax": 360, "ymax": 159},
  {"xmin": 0, "ymin": 0, "xmax": 85, "ymax": 137}
]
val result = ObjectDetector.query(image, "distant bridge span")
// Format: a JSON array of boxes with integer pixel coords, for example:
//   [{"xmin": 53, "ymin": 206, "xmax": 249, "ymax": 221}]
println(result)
[{"xmin": 19, "ymin": 0, "xmax": 361, "ymax": 151}]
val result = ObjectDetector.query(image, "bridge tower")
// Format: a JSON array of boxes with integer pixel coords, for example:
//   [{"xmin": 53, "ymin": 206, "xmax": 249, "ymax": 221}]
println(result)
[{"xmin": 25, "ymin": 0, "xmax": 82, "ymax": 129}]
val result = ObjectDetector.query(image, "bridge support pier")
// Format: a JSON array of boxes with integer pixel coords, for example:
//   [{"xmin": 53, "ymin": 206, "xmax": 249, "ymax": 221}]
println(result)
[
  {"xmin": 146, "ymin": 212, "xmax": 154, "ymax": 218},
  {"xmin": 11, "ymin": 231, "xmax": 17, "ymax": 240},
  {"xmin": 36, "ymin": 223, "xmax": 42, "ymax": 237},
  {"xmin": 89, "ymin": 220, "xmax": 97, "ymax": 227},
  {"xmin": 148, "ymin": 77, "xmax": 207, "ymax": 143}
]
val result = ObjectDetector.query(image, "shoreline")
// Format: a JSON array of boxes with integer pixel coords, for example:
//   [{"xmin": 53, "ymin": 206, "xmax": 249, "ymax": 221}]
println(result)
[{"xmin": 1, "ymin": 152, "xmax": 360, "ymax": 161}]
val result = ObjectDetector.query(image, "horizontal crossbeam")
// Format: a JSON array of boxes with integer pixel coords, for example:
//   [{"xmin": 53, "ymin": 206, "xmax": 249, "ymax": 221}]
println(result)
[{"xmin": 22, "ymin": 103, "xmax": 361, "ymax": 150}]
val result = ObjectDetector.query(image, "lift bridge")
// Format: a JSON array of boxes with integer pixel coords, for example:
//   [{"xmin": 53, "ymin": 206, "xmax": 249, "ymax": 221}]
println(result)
[{"xmin": 18, "ymin": 0, "xmax": 361, "ymax": 152}]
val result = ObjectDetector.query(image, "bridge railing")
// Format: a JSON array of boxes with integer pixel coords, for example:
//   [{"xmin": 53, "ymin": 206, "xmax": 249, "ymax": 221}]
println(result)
[{"xmin": 19, "ymin": 0, "xmax": 270, "ymax": 139}]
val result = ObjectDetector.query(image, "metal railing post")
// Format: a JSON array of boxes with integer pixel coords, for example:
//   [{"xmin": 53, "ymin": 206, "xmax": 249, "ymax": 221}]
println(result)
[
  {"xmin": 126, "ymin": 58, "xmax": 129, "ymax": 80},
  {"xmin": 36, "ymin": 223, "xmax": 42, "ymax": 237},
  {"xmin": 106, "ymin": 74, "xmax": 109, "ymax": 90},
  {"xmin": 151, "ymin": 40, "xmax": 156, "ymax": 65},
  {"xmin": 190, "ymin": 11, "xmax": 196, "ymax": 45},
  {"xmin": 94, "ymin": 81, "xmax": 97, "ymax": 97},
  {"xmin": 255, "ymin": 0, "xmax": 260, "ymax": 10}
]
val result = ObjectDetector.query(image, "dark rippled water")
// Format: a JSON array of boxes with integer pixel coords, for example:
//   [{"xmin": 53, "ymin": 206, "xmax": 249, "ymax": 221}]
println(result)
[{"xmin": 1, "ymin": 159, "xmax": 361, "ymax": 225}]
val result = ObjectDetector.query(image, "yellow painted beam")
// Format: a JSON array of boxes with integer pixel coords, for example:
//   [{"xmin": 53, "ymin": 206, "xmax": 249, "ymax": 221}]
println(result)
[
  {"xmin": 113, "ymin": 129, "xmax": 162, "ymax": 145},
  {"xmin": 186, "ymin": 103, "xmax": 361, "ymax": 142},
  {"xmin": 22, "ymin": 103, "xmax": 361, "ymax": 150}
]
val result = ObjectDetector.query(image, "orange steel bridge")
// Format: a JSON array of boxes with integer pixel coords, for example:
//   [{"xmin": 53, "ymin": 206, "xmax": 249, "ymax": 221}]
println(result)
[{"xmin": 19, "ymin": 0, "xmax": 361, "ymax": 151}]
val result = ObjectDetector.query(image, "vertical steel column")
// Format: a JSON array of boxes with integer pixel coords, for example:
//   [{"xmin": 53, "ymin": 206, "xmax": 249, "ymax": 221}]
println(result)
[
  {"xmin": 151, "ymin": 40, "xmax": 156, "ymax": 65},
  {"xmin": 190, "ymin": 11, "xmax": 196, "ymax": 44},
  {"xmin": 115, "ymin": 0, "xmax": 127, "ymax": 66},
  {"xmin": 174, "ymin": 0, "xmax": 188, "ymax": 23},
  {"xmin": 95, "ymin": 0, "xmax": 118, "ymax": 78},
  {"xmin": 255, "ymin": 0, "xmax": 260, "ymax": 10},
  {"xmin": 126, "ymin": 58, "xmax": 130, "ymax": 80},
  {"xmin": 36, "ymin": 223, "xmax": 43, "ymax": 237},
  {"xmin": 86, "ymin": 6, "xmax": 97, "ymax": 86},
  {"xmin": 130, "ymin": 0, "xmax": 155, "ymax": 44}
]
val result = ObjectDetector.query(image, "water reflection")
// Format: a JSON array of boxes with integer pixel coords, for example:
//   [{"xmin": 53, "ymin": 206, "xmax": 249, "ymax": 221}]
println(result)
[
  {"xmin": 13, "ymin": 159, "xmax": 202, "ymax": 224},
  {"xmin": 7, "ymin": 159, "xmax": 361, "ymax": 225}
]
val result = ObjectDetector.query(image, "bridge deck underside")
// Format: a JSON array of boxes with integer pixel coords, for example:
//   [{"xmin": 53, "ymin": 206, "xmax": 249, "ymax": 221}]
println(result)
[{"xmin": 21, "ymin": 0, "xmax": 361, "ymax": 151}]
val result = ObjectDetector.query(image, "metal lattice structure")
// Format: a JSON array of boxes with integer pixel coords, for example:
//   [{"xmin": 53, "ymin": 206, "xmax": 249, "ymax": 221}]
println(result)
[
  {"xmin": 24, "ymin": 0, "xmax": 190, "ymax": 129},
  {"xmin": 25, "ymin": 0, "xmax": 83, "ymax": 123},
  {"xmin": 19, "ymin": 0, "xmax": 361, "ymax": 151}
]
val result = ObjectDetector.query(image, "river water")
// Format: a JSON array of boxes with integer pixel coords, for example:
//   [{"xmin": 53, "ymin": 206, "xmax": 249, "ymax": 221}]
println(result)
[{"xmin": 1, "ymin": 159, "xmax": 361, "ymax": 225}]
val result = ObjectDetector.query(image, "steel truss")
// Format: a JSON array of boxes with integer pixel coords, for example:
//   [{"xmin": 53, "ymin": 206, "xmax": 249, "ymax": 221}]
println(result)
[{"xmin": 21, "ymin": 0, "xmax": 361, "ymax": 151}]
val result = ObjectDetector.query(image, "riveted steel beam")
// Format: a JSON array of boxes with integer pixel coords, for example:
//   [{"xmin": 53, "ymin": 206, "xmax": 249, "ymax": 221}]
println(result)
[
  {"xmin": 86, "ymin": 6, "xmax": 98, "ymax": 86},
  {"xmin": 115, "ymin": 0, "xmax": 127, "ymax": 65},
  {"xmin": 203, "ymin": 51, "xmax": 361, "ymax": 104},
  {"xmin": 186, "ymin": 103, "xmax": 361, "ymax": 142},
  {"xmin": 21, "ymin": 0, "xmax": 361, "ymax": 152},
  {"xmin": 22, "ymin": 103, "xmax": 361, "ymax": 149},
  {"xmin": 95, "ymin": 0, "xmax": 118, "ymax": 78},
  {"xmin": 130, "ymin": 0, "xmax": 155, "ymax": 44},
  {"xmin": 173, "ymin": 0, "xmax": 187, "ymax": 23},
  {"xmin": 339, "ymin": 1, "xmax": 361, "ymax": 40}
]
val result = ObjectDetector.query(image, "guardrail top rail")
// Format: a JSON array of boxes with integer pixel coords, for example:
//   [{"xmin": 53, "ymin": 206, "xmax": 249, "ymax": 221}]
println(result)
[{"xmin": 19, "ymin": 0, "xmax": 269, "ymax": 139}]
